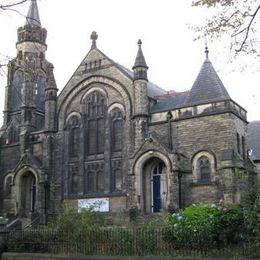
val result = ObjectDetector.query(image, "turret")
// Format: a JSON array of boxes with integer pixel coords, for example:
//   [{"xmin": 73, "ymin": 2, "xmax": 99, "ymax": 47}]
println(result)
[
  {"xmin": 44, "ymin": 64, "xmax": 58, "ymax": 132},
  {"xmin": 132, "ymin": 40, "xmax": 149, "ymax": 150}
]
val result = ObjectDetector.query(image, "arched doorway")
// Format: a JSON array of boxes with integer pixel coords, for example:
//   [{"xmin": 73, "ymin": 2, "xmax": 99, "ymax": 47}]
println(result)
[
  {"xmin": 142, "ymin": 158, "xmax": 167, "ymax": 213},
  {"xmin": 20, "ymin": 172, "xmax": 36, "ymax": 216}
]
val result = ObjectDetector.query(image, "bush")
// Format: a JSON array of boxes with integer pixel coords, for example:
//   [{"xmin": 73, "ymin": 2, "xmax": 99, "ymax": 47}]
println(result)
[
  {"xmin": 241, "ymin": 184, "xmax": 260, "ymax": 242},
  {"xmin": 47, "ymin": 203, "xmax": 106, "ymax": 233},
  {"xmin": 164, "ymin": 202, "xmax": 244, "ymax": 248}
]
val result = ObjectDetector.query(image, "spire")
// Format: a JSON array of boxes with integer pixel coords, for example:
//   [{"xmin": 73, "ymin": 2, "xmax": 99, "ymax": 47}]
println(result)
[
  {"xmin": 91, "ymin": 31, "xmax": 98, "ymax": 49},
  {"xmin": 17, "ymin": 0, "xmax": 46, "ymax": 46},
  {"xmin": 25, "ymin": 0, "xmax": 41, "ymax": 27},
  {"xmin": 133, "ymin": 39, "xmax": 148, "ymax": 81},
  {"xmin": 185, "ymin": 49, "xmax": 230, "ymax": 105},
  {"xmin": 133, "ymin": 39, "xmax": 148, "ymax": 69}
]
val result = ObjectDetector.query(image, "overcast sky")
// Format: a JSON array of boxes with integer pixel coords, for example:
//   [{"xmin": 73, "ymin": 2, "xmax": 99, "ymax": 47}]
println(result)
[{"xmin": 0, "ymin": 0, "xmax": 259, "ymax": 126}]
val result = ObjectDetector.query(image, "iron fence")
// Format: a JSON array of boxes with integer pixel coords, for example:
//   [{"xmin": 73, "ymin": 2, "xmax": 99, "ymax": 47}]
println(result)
[{"xmin": 4, "ymin": 227, "xmax": 260, "ymax": 258}]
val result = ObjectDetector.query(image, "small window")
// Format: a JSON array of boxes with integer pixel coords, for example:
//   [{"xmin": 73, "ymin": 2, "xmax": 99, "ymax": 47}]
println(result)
[
  {"xmin": 111, "ymin": 109, "xmax": 123, "ymax": 152},
  {"xmin": 242, "ymin": 136, "xmax": 246, "ymax": 159},
  {"xmin": 237, "ymin": 133, "xmax": 240, "ymax": 154},
  {"xmin": 67, "ymin": 116, "xmax": 80, "ymax": 158},
  {"xmin": 198, "ymin": 156, "xmax": 211, "ymax": 183}
]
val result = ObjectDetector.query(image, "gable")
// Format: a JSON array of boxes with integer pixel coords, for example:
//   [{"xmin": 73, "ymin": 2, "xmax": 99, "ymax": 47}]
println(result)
[{"xmin": 58, "ymin": 48, "xmax": 134, "ymax": 108}]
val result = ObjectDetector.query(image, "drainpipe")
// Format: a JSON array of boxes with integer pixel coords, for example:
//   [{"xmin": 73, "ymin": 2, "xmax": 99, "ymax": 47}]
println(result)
[
  {"xmin": 177, "ymin": 170, "xmax": 183, "ymax": 209},
  {"xmin": 167, "ymin": 111, "xmax": 173, "ymax": 150}
]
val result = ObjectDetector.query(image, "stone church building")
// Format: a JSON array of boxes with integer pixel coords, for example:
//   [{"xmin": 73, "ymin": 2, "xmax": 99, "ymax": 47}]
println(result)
[{"xmin": 0, "ymin": 0, "xmax": 256, "ymax": 222}]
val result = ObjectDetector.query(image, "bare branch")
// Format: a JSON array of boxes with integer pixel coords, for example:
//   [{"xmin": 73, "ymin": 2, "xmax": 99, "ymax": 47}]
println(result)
[
  {"xmin": 0, "ymin": 0, "xmax": 28, "ymax": 10},
  {"xmin": 234, "ymin": 4, "xmax": 260, "ymax": 52}
]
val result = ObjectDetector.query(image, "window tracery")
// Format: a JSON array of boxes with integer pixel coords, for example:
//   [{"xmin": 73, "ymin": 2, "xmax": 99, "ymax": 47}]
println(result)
[
  {"xmin": 35, "ymin": 72, "xmax": 46, "ymax": 112},
  {"xmin": 198, "ymin": 156, "xmax": 211, "ymax": 182},
  {"xmin": 84, "ymin": 91, "xmax": 106, "ymax": 155},
  {"xmin": 12, "ymin": 70, "xmax": 23, "ymax": 111},
  {"xmin": 110, "ymin": 108, "xmax": 123, "ymax": 152},
  {"xmin": 67, "ymin": 115, "xmax": 80, "ymax": 158},
  {"xmin": 85, "ymin": 163, "xmax": 104, "ymax": 193}
]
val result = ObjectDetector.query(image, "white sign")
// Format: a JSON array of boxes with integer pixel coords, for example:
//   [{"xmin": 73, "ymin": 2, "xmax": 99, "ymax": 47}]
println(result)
[{"xmin": 78, "ymin": 198, "xmax": 109, "ymax": 213}]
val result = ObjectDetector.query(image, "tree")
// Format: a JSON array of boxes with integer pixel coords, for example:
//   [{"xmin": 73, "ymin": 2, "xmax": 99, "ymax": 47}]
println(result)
[
  {"xmin": 0, "ymin": 0, "xmax": 28, "ymax": 11},
  {"xmin": 192, "ymin": 0, "xmax": 260, "ymax": 57}
]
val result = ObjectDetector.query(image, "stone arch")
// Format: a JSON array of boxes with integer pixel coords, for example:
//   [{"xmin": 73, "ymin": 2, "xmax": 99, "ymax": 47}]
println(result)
[
  {"xmin": 191, "ymin": 150, "xmax": 216, "ymax": 183},
  {"xmin": 13, "ymin": 166, "xmax": 42, "ymax": 216},
  {"xmin": 108, "ymin": 102, "xmax": 125, "ymax": 114},
  {"xmin": 58, "ymin": 76, "xmax": 132, "ymax": 131},
  {"xmin": 65, "ymin": 112, "xmax": 82, "ymax": 127},
  {"xmin": 133, "ymin": 150, "xmax": 172, "ymax": 213},
  {"xmin": 81, "ymin": 85, "xmax": 108, "ymax": 104}
]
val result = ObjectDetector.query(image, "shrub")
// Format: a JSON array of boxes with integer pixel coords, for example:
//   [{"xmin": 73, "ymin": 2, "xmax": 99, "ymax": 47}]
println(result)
[
  {"xmin": 164, "ymin": 202, "xmax": 244, "ymax": 248},
  {"xmin": 47, "ymin": 203, "xmax": 106, "ymax": 233}
]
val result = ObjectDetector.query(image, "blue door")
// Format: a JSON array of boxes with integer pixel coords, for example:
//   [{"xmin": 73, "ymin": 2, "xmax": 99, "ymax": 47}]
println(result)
[{"xmin": 153, "ymin": 175, "xmax": 161, "ymax": 212}]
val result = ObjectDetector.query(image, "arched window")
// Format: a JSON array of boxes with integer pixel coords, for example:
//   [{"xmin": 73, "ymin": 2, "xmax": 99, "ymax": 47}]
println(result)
[
  {"xmin": 11, "ymin": 70, "xmax": 23, "ymax": 111},
  {"xmin": 84, "ymin": 91, "xmax": 106, "ymax": 155},
  {"xmin": 67, "ymin": 116, "xmax": 80, "ymax": 158},
  {"xmin": 4, "ymin": 176, "xmax": 12, "ymax": 197},
  {"xmin": 6, "ymin": 123, "xmax": 19, "ymax": 145},
  {"xmin": 35, "ymin": 72, "xmax": 46, "ymax": 112},
  {"xmin": 110, "ymin": 109, "xmax": 123, "ymax": 152},
  {"xmin": 198, "ymin": 156, "xmax": 211, "ymax": 182}
]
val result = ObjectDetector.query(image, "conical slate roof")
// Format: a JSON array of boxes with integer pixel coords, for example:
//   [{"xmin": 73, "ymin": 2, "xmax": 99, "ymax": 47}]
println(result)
[
  {"xmin": 185, "ymin": 54, "xmax": 230, "ymax": 105},
  {"xmin": 25, "ymin": 0, "xmax": 41, "ymax": 27},
  {"xmin": 133, "ymin": 40, "xmax": 148, "ymax": 69}
]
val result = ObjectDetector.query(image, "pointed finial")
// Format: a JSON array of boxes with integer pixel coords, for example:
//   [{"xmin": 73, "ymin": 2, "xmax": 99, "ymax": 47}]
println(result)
[
  {"xmin": 91, "ymin": 31, "xmax": 98, "ymax": 49},
  {"xmin": 25, "ymin": 0, "xmax": 41, "ymax": 27},
  {"xmin": 138, "ymin": 39, "xmax": 142, "ymax": 47},
  {"xmin": 205, "ymin": 37, "xmax": 209, "ymax": 59}
]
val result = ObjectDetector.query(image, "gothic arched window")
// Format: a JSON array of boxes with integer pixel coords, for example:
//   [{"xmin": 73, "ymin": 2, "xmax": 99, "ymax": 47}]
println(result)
[
  {"xmin": 198, "ymin": 156, "xmax": 211, "ymax": 182},
  {"xmin": 67, "ymin": 116, "xmax": 80, "ymax": 158},
  {"xmin": 35, "ymin": 72, "xmax": 46, "ymax": 112},
  {"xmin": 110, "ymin": 109, "xmax": 123, "ymax": 152},
  {"xmin": 4, "ymin": 176, "xmax": 12, "ymax": 197},
  {"xmin": 6, "ymin": 123, "xmax": 19, "ymax": 145},
  {"xmin": 85, "ymin": 91, "xmax": 106, "ymax": 155},
  {"xmin": 12, "ymin": 70, "xmax": 23, "ymax": 111}
]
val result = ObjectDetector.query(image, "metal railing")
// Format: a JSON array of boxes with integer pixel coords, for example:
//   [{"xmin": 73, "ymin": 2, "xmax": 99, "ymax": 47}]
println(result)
[{"xmin": 4, "ymin": 227, "xmax": 260, "ymax": 258}]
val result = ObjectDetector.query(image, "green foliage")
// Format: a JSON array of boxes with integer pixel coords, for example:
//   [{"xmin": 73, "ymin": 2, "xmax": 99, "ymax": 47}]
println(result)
[
  {"xmin": 128, "ymin": 207, "xmax": 139, "ymax": 223},
  {"xmin": 241, "ymin": 184, "xmax": 260, "ymax": 242},
  {"xmin": 165, "ymin": 202, "xmax": 244, "ymax": 248},
  {"xmin": 47, "ymin": 203, "xmax": 106, "ymax": 233}
]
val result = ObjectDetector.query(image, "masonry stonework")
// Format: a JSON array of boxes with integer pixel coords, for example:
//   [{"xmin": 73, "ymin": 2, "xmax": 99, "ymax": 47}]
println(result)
[{"xmin": 0, "ymin": 0, "xmax": 257, "ymax": 224}]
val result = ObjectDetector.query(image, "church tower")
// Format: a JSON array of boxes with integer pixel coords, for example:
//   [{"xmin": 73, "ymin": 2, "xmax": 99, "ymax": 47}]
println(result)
[
  {"xmin": 132, "ymin": 40, "xmax": 149, "ymax": 150},
  {"xmin": 2, "ymin": 0, "xmax": 57, "ymax": 149}
]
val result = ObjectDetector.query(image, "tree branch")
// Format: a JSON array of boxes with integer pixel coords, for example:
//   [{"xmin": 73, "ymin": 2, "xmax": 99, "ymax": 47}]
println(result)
[
  {"xmin": 233, "ymin": 4, "xmax": 260, "ymax": 52},
  {"xmin": 0, "ymin": 0, "xmax": 28, "ymax": 10}
]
